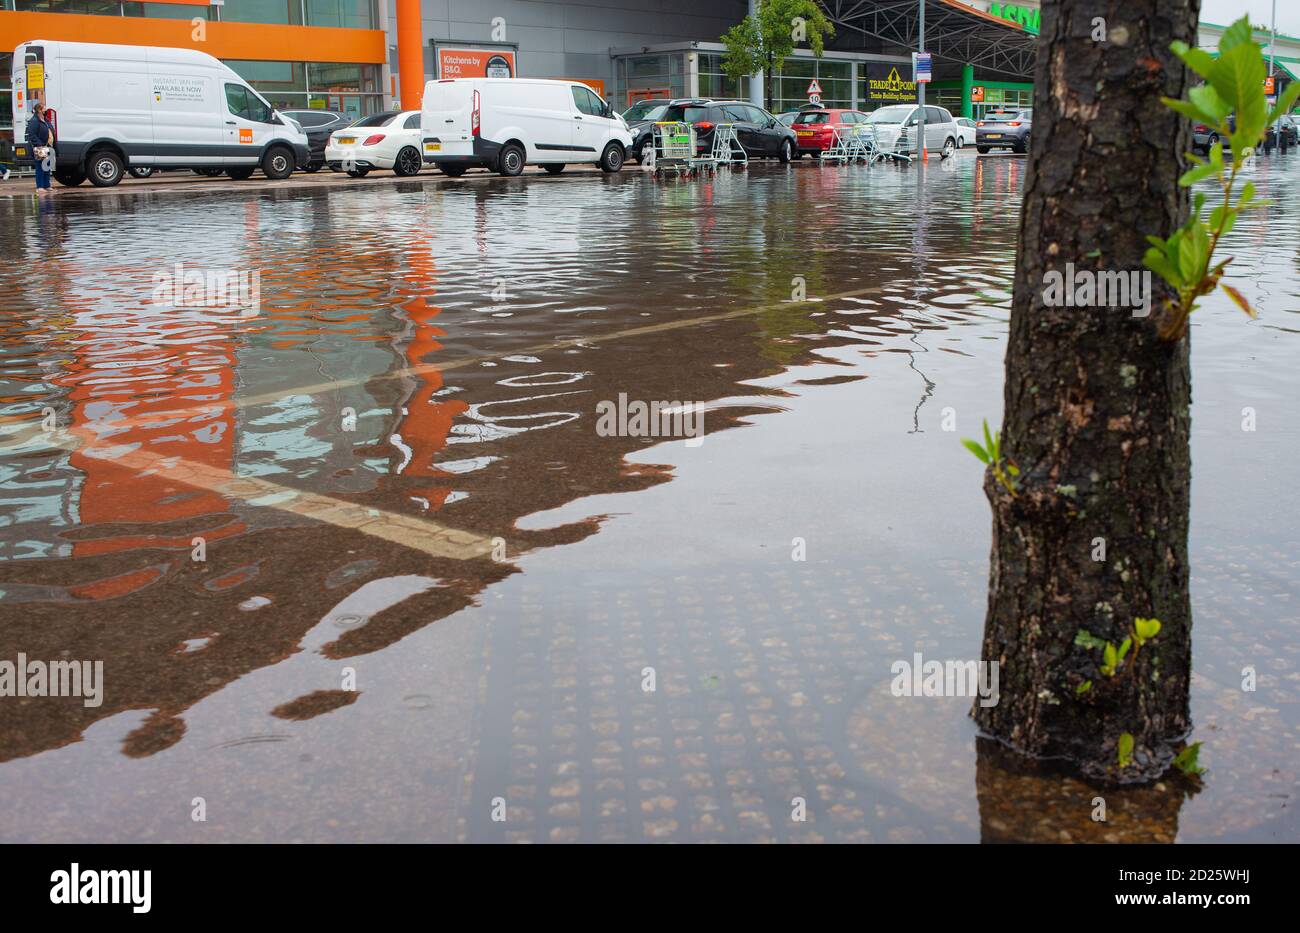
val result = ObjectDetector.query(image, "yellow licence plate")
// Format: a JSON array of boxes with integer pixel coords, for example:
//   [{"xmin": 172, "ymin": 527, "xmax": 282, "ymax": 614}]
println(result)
[
  {"xmin": 424, "ymin": 142, "xmax": 441, "ymax": 152},
  {"xmin": 796, "ymin": 131, "xmax": 813, "ymax": 137},
  {"xmin": 338, "ymin": 137, "xmax": 356, "ymax": 145},
  {"xmin": 14, "ymin": 146, "xmax": 27, "ymax": 158},
  {"xmin": 986, "ymin": 133, "xmax": 1003, "ymax": 138}
]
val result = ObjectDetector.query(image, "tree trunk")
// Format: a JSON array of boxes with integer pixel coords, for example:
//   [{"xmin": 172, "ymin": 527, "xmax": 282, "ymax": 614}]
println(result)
[{"xmin": 973, "ymin": 0, "xmax": 1201, "ymax": 783}]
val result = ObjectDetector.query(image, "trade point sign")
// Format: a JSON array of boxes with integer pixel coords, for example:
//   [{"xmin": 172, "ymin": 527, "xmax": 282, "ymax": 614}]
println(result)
[{"xmin": 863, "ymin": 63, "xmax": 918, "ymax": 105}]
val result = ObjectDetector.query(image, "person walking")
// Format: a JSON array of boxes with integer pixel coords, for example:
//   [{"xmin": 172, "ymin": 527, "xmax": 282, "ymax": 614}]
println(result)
[{"xmin": 26, "ymin": 102, "xmax": 54, "ymax": 195}]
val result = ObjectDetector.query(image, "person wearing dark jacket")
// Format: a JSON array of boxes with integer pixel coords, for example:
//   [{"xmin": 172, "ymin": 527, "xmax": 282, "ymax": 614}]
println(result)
[{"xmin": 25, "ymin": 102, "xmax": 53, "ymax": 194}]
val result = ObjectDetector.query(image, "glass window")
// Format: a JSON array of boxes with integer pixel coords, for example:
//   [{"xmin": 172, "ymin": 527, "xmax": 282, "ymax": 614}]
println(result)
[
  {"xmin": 14, "ymin": 1, "xmax": 122, "ymax": 12},
  {"xmin": 403, "ymin": 113, "xmax": 420, "ymax": 129},
  {"xmin": 868, "ymin": 105, "xmax": 915, "ymax": 124},
  {"xmin": 353, "ymin": 111, "xmax": 398, "ymax": 128},
  {"xmin": 571, "ymin": 86, "xmax": 602, "ymax": 116},
  {"xmin": 304, "ymin": 0, "xmax": 375, "ymax": 29},
  {"xmin": 794, "ymin": 112, "xmax": 830, "ymax": 125},
  {"xmin": 622, "ymin": 101, "xmax": 668, "ymax": 122},
  {"xmin": 927, "ymin": 107, "xmax": 946, "ymax": 123},
  {"xmin": 224, "ymin": 83, "xmax": 273, "ymax": 122},
  {"xmin": 219, "ymin": 0, "xmax": 302, "ymax": 25}
]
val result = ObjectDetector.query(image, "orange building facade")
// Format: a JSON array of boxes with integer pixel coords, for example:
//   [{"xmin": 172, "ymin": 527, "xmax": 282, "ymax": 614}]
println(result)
[{"xmin": 0, "ymin": 1, "xmax": 389, "ymax": 156}]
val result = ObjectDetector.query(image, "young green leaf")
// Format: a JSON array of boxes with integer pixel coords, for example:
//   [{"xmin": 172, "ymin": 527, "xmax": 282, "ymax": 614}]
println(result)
[
  {"xmin": 1173, "ymin": 741, "xmax": 1206, "ymax": 776},
  {"xmin": 1134, "ymin": 617, "xmax": 1162, "ymax": 642},
  {"xmin": 962, "ymin": 438, "xmax": 991, "ymax": 464},
  {"xmin": 1117, "ymin": 732, "xmax": 1135, "ymax": 769},
  {"xmin": 1075, "ymin": 629, "xmax": 1107, "ymax": 650}
]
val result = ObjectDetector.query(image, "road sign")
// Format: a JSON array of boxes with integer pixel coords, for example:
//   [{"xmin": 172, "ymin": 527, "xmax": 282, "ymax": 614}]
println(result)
[
  {"xmin": 807, "ymin": 79, "xmax": 822, "ymax": 97},
  {"xmin": 913, "ymin": 52, "xmax": 932, "ymax": 84},
  {"xmin": 1264, "ymin": 76, "xmax": 1276, "ymax": 94},
  {"xmin": 971, "ymin": 85, "xmax": 985, "ymax": 102}
]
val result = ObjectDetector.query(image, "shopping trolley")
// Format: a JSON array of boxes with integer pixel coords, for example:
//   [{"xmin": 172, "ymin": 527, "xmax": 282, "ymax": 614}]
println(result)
[
  {"xmin": 710, "ymin": 123, "xmax": 747, "ymax": 167},
  {"xmin": 652, "ymin": 122, "xmax": 696, "ymax": 177}
]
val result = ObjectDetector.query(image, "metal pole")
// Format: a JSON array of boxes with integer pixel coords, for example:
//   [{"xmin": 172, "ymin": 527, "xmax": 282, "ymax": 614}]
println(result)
[
  {"xmin": 917, "ymin": 0, "xmax": 926, "ymax": 161},
  {"xmin": 749, "ymin": 0, "xmax": 764, "ymax": 108},
  {"xmin": 1270, "ymin": 0, "xmax": 1277, "ymax": 76}
]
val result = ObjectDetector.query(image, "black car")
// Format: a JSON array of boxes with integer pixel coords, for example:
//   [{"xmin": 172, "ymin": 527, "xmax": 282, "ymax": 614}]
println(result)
[
  {"xmin": 280, "ymin": 110, "xmax": 354, "ymax": 172},
  {"xmin": 621, "ymin": 99, "xmax": 672, "ymax": 163},
  {"xmin": 629, "ymin": 97, "xmax": 797, "ymax": 162}
]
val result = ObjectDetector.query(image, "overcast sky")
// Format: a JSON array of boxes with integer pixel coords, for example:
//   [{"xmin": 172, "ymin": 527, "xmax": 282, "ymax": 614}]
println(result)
[{"xmin": 1200, "ymin": 0, "xmax": 1299, "ymax": 37}]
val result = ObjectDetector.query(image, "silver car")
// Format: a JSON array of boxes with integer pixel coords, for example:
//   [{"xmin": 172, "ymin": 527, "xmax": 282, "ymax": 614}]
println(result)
[
  {"xmin": 864, "ymin": 105, "xmax": 961, "ymax": 158},
  {"xmin": 976, "ymin": 108, "xmax": 1032, "ymax": 153}
]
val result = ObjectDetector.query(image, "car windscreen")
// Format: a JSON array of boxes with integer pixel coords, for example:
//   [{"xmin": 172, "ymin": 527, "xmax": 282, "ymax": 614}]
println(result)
[
  {"xmin": 624, "ymin": 102, "xmax": 668, "ymax": 121},
  {"xmin": 794, "ymin": 112, "xmax": 831, "ymax": 124},
  {"xmin": 868, "ymin": 106, "xmax": 913, "ymax": 124}
]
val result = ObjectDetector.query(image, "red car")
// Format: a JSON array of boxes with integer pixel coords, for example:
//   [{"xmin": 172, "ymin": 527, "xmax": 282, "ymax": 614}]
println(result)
[{"xmin": 791, "ymin": 108, "xmax": 870, "ymax": 156}]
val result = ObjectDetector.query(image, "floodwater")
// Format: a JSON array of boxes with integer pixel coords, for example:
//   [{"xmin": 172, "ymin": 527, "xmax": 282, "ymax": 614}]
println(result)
[{"xmin": 0, "ymin": 153, "xmax": 1296, "ymax": 843}]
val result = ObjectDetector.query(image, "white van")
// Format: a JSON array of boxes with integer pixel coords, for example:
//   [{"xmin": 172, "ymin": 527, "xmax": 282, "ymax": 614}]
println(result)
[
  {"xmin": 10, "ymin": 39, "xmax": 309, "ymax": 187},
  {"xmin": 420, "ymin": 78, "xmax": 633, "ymax": 176}
]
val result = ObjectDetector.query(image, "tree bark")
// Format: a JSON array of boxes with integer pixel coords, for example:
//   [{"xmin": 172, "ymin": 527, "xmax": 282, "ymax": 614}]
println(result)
[{"xmin": 973, "ymin": 0, "xmax": 1201, "ymax": 783}]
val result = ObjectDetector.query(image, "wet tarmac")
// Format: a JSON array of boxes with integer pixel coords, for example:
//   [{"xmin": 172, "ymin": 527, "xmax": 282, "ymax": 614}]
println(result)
[{"xmin": 0, "ymin": 152, "xmax": 1297, "ymax": 842}]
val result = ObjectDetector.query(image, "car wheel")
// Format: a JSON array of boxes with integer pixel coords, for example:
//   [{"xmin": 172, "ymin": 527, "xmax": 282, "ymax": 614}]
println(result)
[
  {"xmin": 543, "ymin": 164, "xmax": 565, "ymax": 175},
  {"xmin": 941, "ymin": 137, "xmax": 956, "ymax": 160},
  {"xmin": 977, "ymin": 146, "xmax": 990, "ymax": 154},
  {"xmin": 88, "ymin": 150, "xmax": 124, "ymax": 187},
  {"xmin": 128, "ymin": 166, "xmax": 154, "ymax": 179},
  {"xmin": 599, "ymin": 143, "xmax": 624, "ymax": 173},
  {"xmin": 1013, "ymin": 132, "xmax": 1030, "ymax": 154},
  {"xmin": 438, "ymin": 163, "xmax": 467, "ymax": 177},
  {"xmin": 498, "ymin": 143, "xmax": 526, "ymax": 176},
  {"xmin": 227, "ymin": 167, "xmax": 255, "ymax": 180},
  {"xmin": 778, "ymin": 139, "xmax": 793, "ymax": 163},
  {"xmin": 303, "ymin": 163, "xmax": 321, "ymax": 173},
  {"xmin": 261, "ymin": 146, "xmax": 294, "ymax": 180},
  {"xmin": 1208, "ymin": 133, "xmax": 1220, "ymax": 151},
  {"xmin": 54, "ymin": 169, "xmax": 86, "ymax": 187},
  {"xmin": 194, "ymin": 168, "xmax": 224, "ymax": 177},
  {"xmin": 346, "ymin": 167, "xmax": 370, "ymax": 178},
  {"xmin": 394, "ymin": 146, "xmax": 422, "ymax": 177}
]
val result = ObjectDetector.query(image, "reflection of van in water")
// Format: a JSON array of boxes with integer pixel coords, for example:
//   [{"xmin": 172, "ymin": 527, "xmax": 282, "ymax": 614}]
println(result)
[
  {"xmin": 420, "ymin": 78, "xmax": 633, "ymax": 177},
  {"xmin": 10, "ymin": 39, "xmax": 309, "ymax": 187}
]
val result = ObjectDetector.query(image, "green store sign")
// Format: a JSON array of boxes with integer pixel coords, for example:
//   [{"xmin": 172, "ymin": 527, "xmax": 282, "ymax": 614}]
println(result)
[{"xmin": 989, "ymin": 3, "xmax": 1040, "ymax": 35}]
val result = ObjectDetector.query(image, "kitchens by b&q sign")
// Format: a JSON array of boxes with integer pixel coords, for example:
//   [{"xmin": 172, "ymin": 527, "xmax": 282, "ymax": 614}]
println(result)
[{"xmin": 863, "ymin": 64, "xmax": 918, "ymax": 104}]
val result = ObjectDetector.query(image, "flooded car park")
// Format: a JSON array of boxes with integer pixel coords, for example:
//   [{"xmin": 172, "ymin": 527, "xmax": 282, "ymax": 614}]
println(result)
[{"xmin": 0, "ymin": 154, "xmax": 1297, "ymax": 843}]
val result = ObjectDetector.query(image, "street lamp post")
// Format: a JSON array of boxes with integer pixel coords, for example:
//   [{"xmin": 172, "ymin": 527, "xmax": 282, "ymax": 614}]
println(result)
[{"xmin": 916, "ymin": 0, "xmax": 926, "ymax": 161}]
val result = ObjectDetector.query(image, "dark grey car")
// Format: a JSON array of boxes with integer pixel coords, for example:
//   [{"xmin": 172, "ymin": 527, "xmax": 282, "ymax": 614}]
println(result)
[
  {"xmin": 281, "ymin": 110, "xmax": 354, "ymax": 172},
  {"xmin": 976, "ymin": 108, "xmax": 1032, "ymax": 154}
]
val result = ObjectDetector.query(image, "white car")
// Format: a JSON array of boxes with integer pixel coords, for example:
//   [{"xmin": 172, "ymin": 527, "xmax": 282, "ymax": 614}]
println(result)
[
  {"xmin": 325, "ymin": 110, "xmax": 424, "ymax": 177},
  {"xmin": 864, "ymin": 104, "xmax": 961, "ymax": 159},
  {"xmin": 954, "ymin": 117, "xmax": 977, "ymax": 147}
]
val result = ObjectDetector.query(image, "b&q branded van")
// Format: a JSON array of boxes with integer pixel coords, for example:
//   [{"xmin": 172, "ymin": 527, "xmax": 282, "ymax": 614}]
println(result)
[
  {"xmin": 11, "ymin": 39, "xmax": 310, "ymax": 187},
  {"xmin": 420, "ymin": 78, "xmax": 633, "ymax": 177}
]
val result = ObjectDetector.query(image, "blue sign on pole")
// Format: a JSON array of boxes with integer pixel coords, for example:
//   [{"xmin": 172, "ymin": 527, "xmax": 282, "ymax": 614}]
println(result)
[{"xmin": 914, "ymin": 52, "xmax": 932, "ymax": 84}]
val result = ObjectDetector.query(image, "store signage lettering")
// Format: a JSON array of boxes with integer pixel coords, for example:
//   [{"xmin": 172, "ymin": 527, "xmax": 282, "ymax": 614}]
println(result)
[
  {"xmin": 990, "ymin": 3, "xmax": 1040, "ymax": 35},
  {"xmin": 863, "ymin": 64, "xmax": 918, "ymax": 104}
]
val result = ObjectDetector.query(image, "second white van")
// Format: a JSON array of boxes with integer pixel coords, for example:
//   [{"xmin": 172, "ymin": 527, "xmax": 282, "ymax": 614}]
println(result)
[
  {"xmin": 11, "ymin": 39, "xmax": 310, "ymax": 187},
  {"xmin": 420, "ymin": 78, "xmax": 632, "ymax": 176}
]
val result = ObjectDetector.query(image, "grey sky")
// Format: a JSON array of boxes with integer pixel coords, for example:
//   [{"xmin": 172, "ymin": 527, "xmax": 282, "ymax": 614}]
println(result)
[{"xmin": 1199, "ymin": 0, "xmax": 1299, "ymax": 37}]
